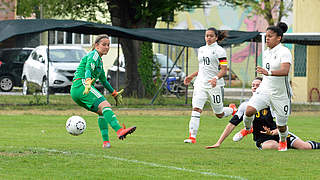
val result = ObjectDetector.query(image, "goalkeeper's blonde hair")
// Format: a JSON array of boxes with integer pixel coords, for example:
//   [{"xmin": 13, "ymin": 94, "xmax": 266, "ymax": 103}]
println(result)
[{"xmin": 91, "ymin": 34, "xmax": 109, "ymax": 51}]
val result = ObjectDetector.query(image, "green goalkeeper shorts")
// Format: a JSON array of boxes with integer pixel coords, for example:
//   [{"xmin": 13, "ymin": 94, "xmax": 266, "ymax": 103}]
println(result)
[{"xmin": 70, "ymin": 79, "xmax": 106, "ymax": 112}]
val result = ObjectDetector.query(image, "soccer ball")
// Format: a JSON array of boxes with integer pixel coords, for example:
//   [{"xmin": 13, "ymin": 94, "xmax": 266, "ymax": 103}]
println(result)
[{"xmin": 66, "ymin": 116, "xmax": 86, "ymax": 136}]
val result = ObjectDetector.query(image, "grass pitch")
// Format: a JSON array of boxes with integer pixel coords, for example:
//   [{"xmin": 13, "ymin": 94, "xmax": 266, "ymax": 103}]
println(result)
[{"xmin": 0, "ymin": 109, "xmax": 320, "ymax": 180}]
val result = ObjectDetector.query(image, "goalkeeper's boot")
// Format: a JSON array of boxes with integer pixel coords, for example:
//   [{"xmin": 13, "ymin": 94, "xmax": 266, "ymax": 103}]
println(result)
[
  {"xmin": 184, "ymin": 137, "xmax": 196, "ymax": 144},
  {"xmin": 233, "ymin": 128, "xmax": 253, "ymax": 142},
  {"xmin": 102, "ymin": 141, "xmax": 111, "ymax": 149},
  {"xmin": 117, "ymin": 126, "xmax": 136, "ymax": 140},
  {"xmin": 278, "ymin": 141, "xmax": 287, "ymax": 151},
  {"xmin": 229, "ymin": 104, "xmax": 238, "ymax": 116}
]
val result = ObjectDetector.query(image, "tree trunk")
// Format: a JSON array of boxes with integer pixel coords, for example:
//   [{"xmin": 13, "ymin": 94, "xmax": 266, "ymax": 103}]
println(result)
[
  {"xmin": 121, "ymin": 38, "xmax": 144, "ymax": 97},
  {"xmin": 106, "ymin": 0, "xmax": 157, "ymax": 97}
]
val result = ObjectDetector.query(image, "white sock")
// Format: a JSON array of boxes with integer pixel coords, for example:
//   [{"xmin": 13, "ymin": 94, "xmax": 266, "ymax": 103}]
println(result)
[
  {"xmin": 243, "ymin": 114, "xmax": 253, "ymax": 130},
  {"xmin": 279, "ymin": 126, "xmax": 288, "ymax": 142},
  {"xmin": 222, "ymin": 107, "xmax": 233, "ymax": 117},
  {"xmin": 189, "ymin": 111, "xmax": 200, "ymax": 138}
]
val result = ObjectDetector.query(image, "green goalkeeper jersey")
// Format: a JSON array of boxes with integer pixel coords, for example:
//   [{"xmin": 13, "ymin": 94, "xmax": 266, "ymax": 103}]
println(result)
[{"xmin": 73, "ymin": 49, "xmax": 114, "ymax": 93}]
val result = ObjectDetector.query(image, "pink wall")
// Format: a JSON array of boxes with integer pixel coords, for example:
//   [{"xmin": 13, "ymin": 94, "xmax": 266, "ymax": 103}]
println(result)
[{"xmin": 0, "ymin": 0, "xmax": 16, "ymax": 20}]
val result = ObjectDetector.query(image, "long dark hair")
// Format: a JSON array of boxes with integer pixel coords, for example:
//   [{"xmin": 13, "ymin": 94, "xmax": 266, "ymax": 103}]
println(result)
[
  {"xmin": 91, "ymin": 34, "xmax": 109, "ymax": 51},
  {"xmin": 266, "ymin": 22, "xmax": 288, "ymax": 41},
  {"xmin": 207, "ymin": 27, "xmax": 228, "ymax": 42}
]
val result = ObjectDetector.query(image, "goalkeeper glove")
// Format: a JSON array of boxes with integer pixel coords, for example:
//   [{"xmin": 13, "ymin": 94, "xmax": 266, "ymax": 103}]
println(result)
[
  {"xmin": 112, "ymin": 89, "xmax": 124, "ymax": 105},
  {"xmin": 83, "ymin": 78, "xmax": 95, "ymax": 95}
]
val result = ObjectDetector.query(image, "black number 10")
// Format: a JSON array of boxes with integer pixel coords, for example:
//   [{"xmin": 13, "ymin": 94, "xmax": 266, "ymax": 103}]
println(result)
[
  {"xmin": 212, "ymin": 95, "xmax": 221, "ymax": 104},
  {"xmin": 203, "ymin": 57, "xmax": 210, "ymax": 65}
]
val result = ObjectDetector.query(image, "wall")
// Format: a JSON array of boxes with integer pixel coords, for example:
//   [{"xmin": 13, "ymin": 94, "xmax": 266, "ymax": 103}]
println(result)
[
  {"xmin": 293, "ymin": 0, "xmax": 320, "ymax": 103},
  {"xmin": 156, "ymin": 1, "xmax": 293, "ymax": 86}
]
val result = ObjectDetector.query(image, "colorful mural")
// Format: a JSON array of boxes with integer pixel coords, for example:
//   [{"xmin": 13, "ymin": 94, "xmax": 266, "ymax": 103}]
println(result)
[{"xmin": 156, "ymin": 2, "xmax": 293, "ymax": 85}]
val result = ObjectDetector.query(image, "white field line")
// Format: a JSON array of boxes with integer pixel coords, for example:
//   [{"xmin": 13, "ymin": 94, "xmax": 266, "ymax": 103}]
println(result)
[{"xmin": 2, "ymin": 146, "xmax": 247, "ymax": 180}]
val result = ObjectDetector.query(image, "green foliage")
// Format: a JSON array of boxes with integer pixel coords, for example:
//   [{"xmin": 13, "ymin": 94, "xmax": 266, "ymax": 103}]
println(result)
[
  {"xmin": 16, "ymin": 0, "xmax": 109, "ymax": 23},
  {"xmin": 138, "ymin": 42, "xmax": 160, "ymax": 98},
  {"xmin": 0, "ymin": 113, "xmax": 320, "ymax": 179},
  {"xmin": 224, "ymin": 0, "xmax": 292, "ymax": 25},
  {"xmin": 15, "ymin": 0, "xmax": 206, "ymax": 23},
  {"xmin": 25, "ymin": 82, "xmax": 46, "ymax": 105}
]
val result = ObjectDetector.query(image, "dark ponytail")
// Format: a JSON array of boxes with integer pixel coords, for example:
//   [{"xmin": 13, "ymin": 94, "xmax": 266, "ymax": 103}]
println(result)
[
  {"xmin": 267, "ymin": 22, "xmax": 288, "ymax": 41},
  {"xmin": 207, "ymin": 27, "xmax": 228, "ymax": 42}
]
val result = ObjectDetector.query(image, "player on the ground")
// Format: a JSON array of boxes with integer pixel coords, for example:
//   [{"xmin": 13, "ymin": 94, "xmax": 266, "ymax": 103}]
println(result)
[
  {"xmin": 70, "ymin": 34, "xmax": 136, "ymax": 149},
  {"xmin": 183, "ymin": 27, "xmax": 237, "ymax": 144},
  {"xmin": 206, "ymin": 77, "xmax": 320, "ymax": 150},
  {"xmin": 205, "ymin": 77, "xmax": 262, "ymax": 148},
  {"xmin": 242, "ymin": 22, "xmax": 292, "ymax": 151}
]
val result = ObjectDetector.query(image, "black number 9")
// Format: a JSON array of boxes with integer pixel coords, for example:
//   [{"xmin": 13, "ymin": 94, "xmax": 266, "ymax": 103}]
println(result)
[
  {"xmin": 283, "ymin": 105, "xmax": 289, "ymax": 115},
  {"xmin": 266, "ymin": 63, "xmax": 270, "ymax": 71}
]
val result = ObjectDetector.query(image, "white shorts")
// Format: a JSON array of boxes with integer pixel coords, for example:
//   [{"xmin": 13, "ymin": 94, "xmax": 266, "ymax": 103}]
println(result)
[
  {"xmin": 248, "ymin": 92, "xmax": 291, "ymax": 126},
  {"xmin": 192, "ymin": 85, "xmax": 224, "ymax": 114}
]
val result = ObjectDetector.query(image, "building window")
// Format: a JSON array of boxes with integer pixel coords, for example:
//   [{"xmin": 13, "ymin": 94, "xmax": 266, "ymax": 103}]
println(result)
[
  {"xmin": 66, "ymin": 32, "xmax": 73, "ymax": 44},
  {"xmin": 74, "ymin": 33, "xmax": 81, "ymax": 44},
  {"xmin": 49, "ymin": 31, "xmax": 92, "ymax": 46},
  {"xmin": 57, "ymin": 31, "xmax": 64, "ymax": 44},
  {"xmin": 294, "ymin": 44, "xmax": 307, "ymax": 77},
  {"xmin": 110, "ymin": 36, "xmax": 120, "ymax": 47},
  {"xmin": 83, "ymin": 34, "xmax": 90, "ymax": 44}
]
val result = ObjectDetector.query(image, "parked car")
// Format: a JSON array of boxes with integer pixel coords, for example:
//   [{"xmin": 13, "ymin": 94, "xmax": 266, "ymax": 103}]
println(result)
[
  {"xmin": 107, "ymin": 53, "xmax": 185, "ymax": 88},
  {"xmin": 0, "ymin": 48, "xmax": 34, "ymax": 92},
  {"xmin": 21, "ymin": 45, "xmax": 87, "ymax": 95}
]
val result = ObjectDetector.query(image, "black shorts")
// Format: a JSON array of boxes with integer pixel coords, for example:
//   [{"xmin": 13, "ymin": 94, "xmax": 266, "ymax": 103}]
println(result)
[{"xmin": 255, "ymin": 132, "xmax": 299, "ymax": 150}]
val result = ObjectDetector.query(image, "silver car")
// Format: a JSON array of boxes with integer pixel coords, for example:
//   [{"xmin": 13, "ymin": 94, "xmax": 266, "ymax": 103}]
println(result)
[{"xmin": 21, "ymin": 45, "xmax": 87, "ymax": 95}]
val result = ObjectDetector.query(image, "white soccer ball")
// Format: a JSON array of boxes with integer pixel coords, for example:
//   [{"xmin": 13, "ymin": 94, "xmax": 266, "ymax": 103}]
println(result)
[{"xmin": 66, "ymin": 116, "xmax": 86, "ymax": 136}]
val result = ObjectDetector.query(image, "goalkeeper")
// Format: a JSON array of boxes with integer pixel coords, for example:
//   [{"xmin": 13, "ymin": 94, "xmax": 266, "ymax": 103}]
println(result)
[{"xmin": 70, "ymin": 34, "xmax": 136, "ymax": 149}]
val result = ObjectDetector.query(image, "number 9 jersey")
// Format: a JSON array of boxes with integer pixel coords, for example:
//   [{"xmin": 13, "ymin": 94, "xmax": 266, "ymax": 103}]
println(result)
[
  {"xmin": 259, "ymin": 43, "xmax": 292, "ymax": 98},
  {"xmin": 195, "ymin": 42, "xmax": 228, "ymax": 88}
]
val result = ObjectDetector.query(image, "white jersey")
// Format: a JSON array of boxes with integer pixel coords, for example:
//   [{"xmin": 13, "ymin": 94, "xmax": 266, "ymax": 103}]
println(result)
[
  {"xmin": 195, "ymin": 42, "xmax": 227, "ymax": 88},
  {"xmin": 258, "ymin": 43, "xmax": 292, "ymax": 98}
]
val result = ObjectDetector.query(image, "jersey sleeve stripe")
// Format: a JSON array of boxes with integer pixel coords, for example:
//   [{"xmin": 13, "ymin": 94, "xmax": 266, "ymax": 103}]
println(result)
[
  {"xmin": 219, "ymin": 57, "xmax": 227, "ymax": 65},
  {"xmin": 93, "ymin": 51, "xmax": 99, "ymax": 61}
]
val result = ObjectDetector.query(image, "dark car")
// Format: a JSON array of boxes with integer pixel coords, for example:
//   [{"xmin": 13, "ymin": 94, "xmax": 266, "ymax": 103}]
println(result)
[{"xmin": 0, "ymin": 48, "xmax": 34, "ymax": 92}]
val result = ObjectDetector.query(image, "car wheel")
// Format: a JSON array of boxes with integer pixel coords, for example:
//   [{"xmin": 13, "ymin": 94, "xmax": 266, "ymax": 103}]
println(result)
[
  {"xmin": 0, "ymin": 76, "xmax": 14, "ymax": 92},
  {"xmin": 41, "ymin": 79, "xmax": 54, "ymax": 95},
  {"xmin": 41, "ymin": 79, "xmax": 48, "ymax": 95},
  {"xmin": 22, "ymin": 79, "xmax": 30, "ymax": 95}
]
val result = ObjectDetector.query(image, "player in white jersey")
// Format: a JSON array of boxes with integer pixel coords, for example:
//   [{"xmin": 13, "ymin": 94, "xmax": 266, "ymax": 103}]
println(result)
[
  {"xmin": 183, "ymin": 27, "xmax": 237, "ymax": 144},
  {"xmin": 242, "ymin": 22, "xmax": 292, "ymax": 151},
  {"xmin": 206, "ymin": 77, "xmax": 320, "ymax": 151}
]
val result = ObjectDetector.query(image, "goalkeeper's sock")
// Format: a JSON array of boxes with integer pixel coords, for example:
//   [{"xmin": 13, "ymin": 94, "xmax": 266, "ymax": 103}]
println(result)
[
  {"xmin": 307, "ymin": 141, "xmax": 320, "ymax": 149},
  {"xmin": 102, "ymin": 107, "xmax": 122, "ymax": 132},
  {"xmin": 189, "ymin": 111, "xmax": 200, "ymax": 138},
  {"xmin": 98, "ymin": 116, "xmax": 109, "ymax": 142}
]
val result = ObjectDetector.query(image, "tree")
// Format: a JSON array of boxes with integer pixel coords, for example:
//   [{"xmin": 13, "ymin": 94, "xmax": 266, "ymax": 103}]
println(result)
[
  {"xmin": 15, "ymin": 0, "xmax": 206, "ymax": 97},
  {"xmin": 106, "ymin": 0, "xmax": 205, "ymax": 97},
  {"xmin": 15, "ymin": 0, "xmax": 109, "ymax": 22},
  {"xmin": 223, "ymin": 0, "xmax": 292, "ymax": 25}
]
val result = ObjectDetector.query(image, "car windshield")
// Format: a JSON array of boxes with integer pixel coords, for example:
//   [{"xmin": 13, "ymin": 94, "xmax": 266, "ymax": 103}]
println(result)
[
  {"xmin": 0, "ymin": 49, "xmax": 32, "ymax": 63},
  {"xmin": 155, "ymin": 54, "xmax": 174, "ymax": 68},
  {"xmin": 49, "ymin": 49, "xmax": 86, "ymax": 62}
]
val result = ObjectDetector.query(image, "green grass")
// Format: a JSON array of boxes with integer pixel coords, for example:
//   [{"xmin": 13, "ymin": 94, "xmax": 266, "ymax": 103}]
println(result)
[
  {"xmin": 2, "ymin": 94, "xmax": 319, "ymax": 112},
  {"xmin": 0, "ymin": 111, "xmax": 320, "ymax": 180}
]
